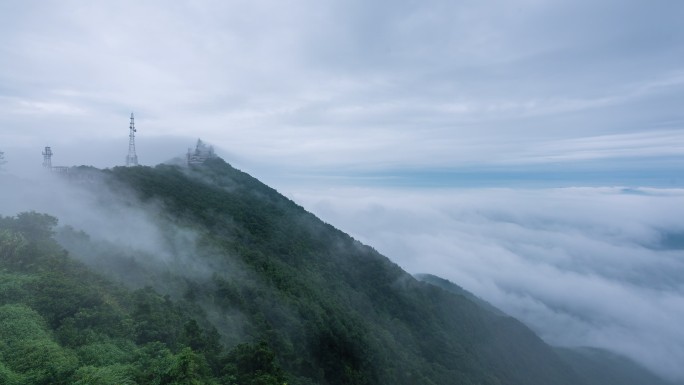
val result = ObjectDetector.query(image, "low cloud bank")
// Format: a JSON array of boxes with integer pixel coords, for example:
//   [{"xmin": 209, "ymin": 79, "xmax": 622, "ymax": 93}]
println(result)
[
  {"xmin": 1, "ymin": 172, "xmax": 167, "ymax": 254},
  {"xmin": 0, "ymin": 170, "xmax": 217, "ymax": 282},
  {"xmin": 291, "ymin": 186, "xmax": 684, "ymax": 381}
]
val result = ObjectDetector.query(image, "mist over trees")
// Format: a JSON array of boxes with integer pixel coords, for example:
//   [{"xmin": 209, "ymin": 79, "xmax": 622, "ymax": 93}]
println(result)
[
  {"xmin": 1, "ymin": 158, "xmax": 680, "ymax": 385},
  {"xmin": 0, "ymin": 211, "xmax": 286, "ymax": 384}
]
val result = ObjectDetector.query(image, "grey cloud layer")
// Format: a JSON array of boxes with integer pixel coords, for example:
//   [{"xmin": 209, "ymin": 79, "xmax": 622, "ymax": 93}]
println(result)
[
  {"xmin": 1, "ymin": 0, "xmax": 683, "ymax": 174},
  {"xmin": 291, "ymin": 186, "xmax": 684, "ymax": 381}
]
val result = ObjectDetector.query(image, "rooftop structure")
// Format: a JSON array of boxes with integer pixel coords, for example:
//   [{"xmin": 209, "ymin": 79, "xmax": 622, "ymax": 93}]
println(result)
[
  {"xmin": 187, "ymin": 139, "xmax": 216, "ymax": 165},
  {"xmin": 42, "ymin": 146, "xmax": 69, "ymax": 174}
]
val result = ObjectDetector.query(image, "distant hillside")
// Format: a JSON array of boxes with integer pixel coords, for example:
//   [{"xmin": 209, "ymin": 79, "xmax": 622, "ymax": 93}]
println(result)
[
  {"xmin": 415, "ymin": 273, "xmax": 507, "ymax": 316},
  {"xmin": 4, "ymin": 158, "xmax": 594, "ymax": 384},
  {"xmin": 416, "ymin": 273, "xmax": 680, "ymax": 385},
  {"xmin": 556, "ymin": 347, "xmax": 677, "ymax": 385}
]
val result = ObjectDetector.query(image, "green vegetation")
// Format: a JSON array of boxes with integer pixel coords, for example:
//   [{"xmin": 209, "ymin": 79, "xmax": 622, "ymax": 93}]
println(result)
[{"xmin": 0, "ymin": 212, "xmax": 285, "ymax": 384}]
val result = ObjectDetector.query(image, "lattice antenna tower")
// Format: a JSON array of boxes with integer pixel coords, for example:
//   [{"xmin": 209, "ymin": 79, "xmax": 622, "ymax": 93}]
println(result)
[
  {"xmin": 126, "ymin": 112, "xmax": 139, "ymax": 167},
  {"xmin": 42, "ymin": 146, "xmax": 53, "ymax": 169}
]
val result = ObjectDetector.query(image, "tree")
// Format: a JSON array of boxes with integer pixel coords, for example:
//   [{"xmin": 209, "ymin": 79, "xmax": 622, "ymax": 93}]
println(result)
[
  {"xmin": 168, "ymin": 347, "xmax": 213, "ymax": 385},
  {"xmin": 220, "ymin": 342, "xmax": 287, "ymax": 385},
  {"xmin": 13, "ymin": 212, "xmax": 59, "ymax": 241},
  {"xmin": 0, "ymin": 149, "xmax": 5, "ymax": 169}
]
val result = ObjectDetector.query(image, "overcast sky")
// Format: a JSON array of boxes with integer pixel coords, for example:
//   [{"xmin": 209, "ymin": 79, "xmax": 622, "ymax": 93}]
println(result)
[
  {"xmin": 2, "ymin": 0, "xmax": 684, "ymax": 381},
  {"xmin": 1, "ymin": 0, "xmax": 683, "ymax": 183}
]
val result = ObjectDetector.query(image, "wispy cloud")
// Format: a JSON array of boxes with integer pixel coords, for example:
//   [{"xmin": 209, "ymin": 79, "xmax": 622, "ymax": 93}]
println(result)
[
  {"xmin": 1, "ymin": 96, "xmax": 88, "ymax": 116},
  {"xmin": 511, "ymin": 129, "xmax": 684, "ymax": 164}
]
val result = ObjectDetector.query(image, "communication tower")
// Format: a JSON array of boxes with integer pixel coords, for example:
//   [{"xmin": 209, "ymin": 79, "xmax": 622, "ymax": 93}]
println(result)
[
  {"xmin": 126, "ymin": 112, "xmax": 139, "ymax": 167},
  {"xmin": 42, "ymin": 146, "xmax": 53, "ymax": 169}
]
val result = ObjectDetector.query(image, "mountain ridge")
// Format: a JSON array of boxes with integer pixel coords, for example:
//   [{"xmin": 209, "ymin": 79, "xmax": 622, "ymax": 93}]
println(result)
[
  {"xmin": 91, "ymin": 158, "xmax": 584, "ymax": 384},
  {"xmin": 0, "ymin": 157, "xmax": 660, "ymax": 384}
]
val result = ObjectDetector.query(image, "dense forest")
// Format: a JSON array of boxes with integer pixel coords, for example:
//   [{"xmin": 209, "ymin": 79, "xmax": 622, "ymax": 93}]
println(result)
[
  {"xmin": 0, "ymin": 158, "xmax": 674, "ymax": 384},
  {"xmin": 0, "ymin": 212, "xmax": 286, "ymax": 384}
]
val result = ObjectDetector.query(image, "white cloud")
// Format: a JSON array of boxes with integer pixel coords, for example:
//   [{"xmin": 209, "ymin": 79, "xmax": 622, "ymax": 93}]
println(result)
[{"xmin": 1, "ymin": 96, "xmax": 88, "ymax": 116}]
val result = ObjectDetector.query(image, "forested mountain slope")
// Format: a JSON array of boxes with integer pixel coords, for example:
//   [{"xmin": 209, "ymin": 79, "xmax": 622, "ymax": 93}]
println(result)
[{"xmin": 3, "ymin": 158, "xmax": 589, "ymax": 384}]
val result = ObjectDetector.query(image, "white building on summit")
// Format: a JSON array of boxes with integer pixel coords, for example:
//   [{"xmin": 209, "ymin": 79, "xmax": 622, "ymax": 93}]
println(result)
[{"xmin": 187, "ymin": 139, "xmax": 216, "ymax": 165}]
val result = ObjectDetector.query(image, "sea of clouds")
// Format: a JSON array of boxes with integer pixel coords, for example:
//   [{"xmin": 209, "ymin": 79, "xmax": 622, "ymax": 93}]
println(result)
[{"xmin": 291, "ymin": 186, "xmax": 684, "ymax": 381}]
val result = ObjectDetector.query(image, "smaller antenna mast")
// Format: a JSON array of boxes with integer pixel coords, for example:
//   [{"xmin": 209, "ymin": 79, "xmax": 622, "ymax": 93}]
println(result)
[{"xmin": 42, "ymin": 146, "xmax": 53, "ymax": 169}]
